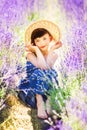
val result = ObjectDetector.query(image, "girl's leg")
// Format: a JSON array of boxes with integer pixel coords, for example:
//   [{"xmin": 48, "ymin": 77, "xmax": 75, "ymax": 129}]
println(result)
[
  {"xmin": 36, "ymin": 94, "xmax": 48, "ymax": 119},
  {"xmin": 46, "ymin": 97, "xmax": 52, "ymax": 115}
]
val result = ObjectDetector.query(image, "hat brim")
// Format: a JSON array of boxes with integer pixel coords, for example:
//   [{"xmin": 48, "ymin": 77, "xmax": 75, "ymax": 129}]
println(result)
[{"xmin": 25, "ymin": 20, "xmax": 61, "ymax": 44}]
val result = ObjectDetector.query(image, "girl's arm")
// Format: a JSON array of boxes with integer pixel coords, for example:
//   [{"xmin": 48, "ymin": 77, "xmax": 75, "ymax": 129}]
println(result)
[
  {"xmin": 26, "ymin": 45, "xmax": 48, "ymax": 69},
  {"xmin": 46, "ymin": 51, "xmax": 58, "ymax": 68},
  {"xmin": 46, "ymin": 41, "xmax": 62, "ymax": 67}
]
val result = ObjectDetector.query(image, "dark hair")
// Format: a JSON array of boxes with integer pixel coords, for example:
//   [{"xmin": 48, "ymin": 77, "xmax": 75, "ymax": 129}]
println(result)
[{"xmin": 31, "ymin": 28, "xmax": 52, "ymax": 45}]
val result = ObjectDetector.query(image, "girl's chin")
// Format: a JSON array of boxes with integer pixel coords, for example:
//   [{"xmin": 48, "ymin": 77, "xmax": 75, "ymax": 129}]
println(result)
[
  {"xmin": 39, "ymin": 46, "xmax": 48, "ymax": 53},
  {"xmin": 41, "ymin": 48, "xmax": 48, "ymax": 52}
]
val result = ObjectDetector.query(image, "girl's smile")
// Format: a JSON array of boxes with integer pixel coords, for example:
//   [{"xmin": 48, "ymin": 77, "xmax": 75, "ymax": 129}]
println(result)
[{"xmin": 40, "ymin": 45, "xmax": 46, "ymax": 48}]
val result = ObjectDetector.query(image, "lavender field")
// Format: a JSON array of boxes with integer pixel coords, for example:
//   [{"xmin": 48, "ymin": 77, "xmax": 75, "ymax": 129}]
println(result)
[{"xmin": 0, "ymin": 0, "xmax": 87, "ymax": 130}]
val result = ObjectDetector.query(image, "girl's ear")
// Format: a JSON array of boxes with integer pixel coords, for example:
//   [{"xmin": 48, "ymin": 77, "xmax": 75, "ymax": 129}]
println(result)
[
  {"xmin": 31, "ymin": 42, "xmax": 36, "ymax": 46},
  {"xmin": 50, "ymin": 36, "xmax": 53, "ymax": 41}
]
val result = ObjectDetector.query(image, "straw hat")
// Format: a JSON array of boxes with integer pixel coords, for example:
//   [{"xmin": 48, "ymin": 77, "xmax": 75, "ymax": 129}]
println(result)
[{"xmin": 25, "ymin": 20, "xmax": 61, "ymax": 44}]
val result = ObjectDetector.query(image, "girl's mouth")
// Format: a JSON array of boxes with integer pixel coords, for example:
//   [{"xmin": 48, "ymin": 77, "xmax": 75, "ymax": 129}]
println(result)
[{"xmin": 40, "ymin": 45, "xmax": 46, "ymax": 48}]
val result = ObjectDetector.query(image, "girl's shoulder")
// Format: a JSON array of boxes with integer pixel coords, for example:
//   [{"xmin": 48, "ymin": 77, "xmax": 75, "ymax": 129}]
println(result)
[
  {"xmin": 26, "ymin": 52, "xmax": 37, "ymax": 67},
  {"xmin": 26, "ymin": 52, "xmax": 36, "ymax": 60}
]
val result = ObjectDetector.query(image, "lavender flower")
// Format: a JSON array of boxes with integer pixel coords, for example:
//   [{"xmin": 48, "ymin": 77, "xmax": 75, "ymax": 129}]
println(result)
[
  {"xmin": 81, "ymin": 81, "xmax": 87, "ymax": 95},
  {"xmin": 60, "ymin": 124, "xmax": 72, "ymax": 130},
  {"xmin": 58, "ymin": 0, "xmax": 84, "ymax": 21},
  {"xmin": 81, "ymin": 109, "xmax": 87, "ymax": 124}
]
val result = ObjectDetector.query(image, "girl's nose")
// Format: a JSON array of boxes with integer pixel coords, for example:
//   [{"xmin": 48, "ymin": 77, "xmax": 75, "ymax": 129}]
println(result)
[{"xmin": 41, "ymin": 40, "xmax": 45, "ymax": 45}]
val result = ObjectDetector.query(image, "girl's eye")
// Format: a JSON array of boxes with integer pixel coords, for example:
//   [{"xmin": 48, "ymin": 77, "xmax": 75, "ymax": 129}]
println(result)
[{"xmin": 43, "ymin": 37, "xmax": 46, "ymax": 40}]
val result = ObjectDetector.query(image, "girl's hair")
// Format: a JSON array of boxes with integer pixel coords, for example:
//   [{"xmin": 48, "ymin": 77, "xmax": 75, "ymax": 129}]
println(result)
[{"xmin": 31, "ymin": 28, "xmax": 52, "ymax": 45}]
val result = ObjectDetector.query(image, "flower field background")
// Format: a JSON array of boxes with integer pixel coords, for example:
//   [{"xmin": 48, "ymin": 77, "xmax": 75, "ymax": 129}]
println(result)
[{"xmin": 0, "ymin": 0, "xmax": 87, "ymax": 130}]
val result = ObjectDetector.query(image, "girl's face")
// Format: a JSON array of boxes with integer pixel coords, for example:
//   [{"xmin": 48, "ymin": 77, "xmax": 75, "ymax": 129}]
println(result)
[{"xmin": 34, "ymin": 33, "xmax": 52, "ymax": 52}]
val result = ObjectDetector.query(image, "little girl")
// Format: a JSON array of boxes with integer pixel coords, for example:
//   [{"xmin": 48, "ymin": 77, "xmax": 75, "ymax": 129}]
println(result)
[{"xmin": 19, "ymin": 20, "xmax": 62, "ymax": 119}]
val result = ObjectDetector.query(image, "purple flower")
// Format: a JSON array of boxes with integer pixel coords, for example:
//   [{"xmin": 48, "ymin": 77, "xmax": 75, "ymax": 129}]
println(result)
[
  {"xmin": 73, "ymin": 0, "xmax": 83, "ymax": 7},
  {"xmin": 58, "ymin": 0, "xmax": 84, "ymax": 21},
  {"xmin": 4, "ymin": 32, "xmax": 12, "ymax": 47},
  {"xmin": 81, "ymin": 109, "xmax": 87, "ymax": 123},
  {"xmin": 70, "ymin": 99, "xmax": 78, "ymax": 109},
  {"xmin": 83, "ymin": 86, "xmax": 87, "ymax": 94},
  {"xmin": 60, "ymin": 123, "xmax": 72, "ymax": 130},
  {"xmin": 64, "ymin": 50, "xmax": 82, "ymax": 71},
  {"xmin": 48, "ymin": 127, "xmax": 54, "ymax": 130},
  {"xmin": 81, "ymin": 82, "xmax": 87, "ymax": 95}
]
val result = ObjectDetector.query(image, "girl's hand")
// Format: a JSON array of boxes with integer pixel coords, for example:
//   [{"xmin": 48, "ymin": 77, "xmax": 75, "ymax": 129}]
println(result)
[
  {"xmin": 25, "ymin": 44, "xmax": 39, "ymax": 53},
  {"xmin": 50, "ymin": 41, "xmax": 62, "ymax": 51}
]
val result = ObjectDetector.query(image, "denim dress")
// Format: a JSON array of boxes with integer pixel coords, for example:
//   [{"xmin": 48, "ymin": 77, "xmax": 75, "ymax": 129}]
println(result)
[{"xmin": 18, "ymin": 61, "xmax": 58, "ymax": 96}]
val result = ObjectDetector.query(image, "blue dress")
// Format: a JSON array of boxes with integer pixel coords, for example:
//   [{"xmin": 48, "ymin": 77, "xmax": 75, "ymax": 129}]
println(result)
[{"xmin": 18, "ymin": 61, "xmax": 58, "ymax": 96}]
